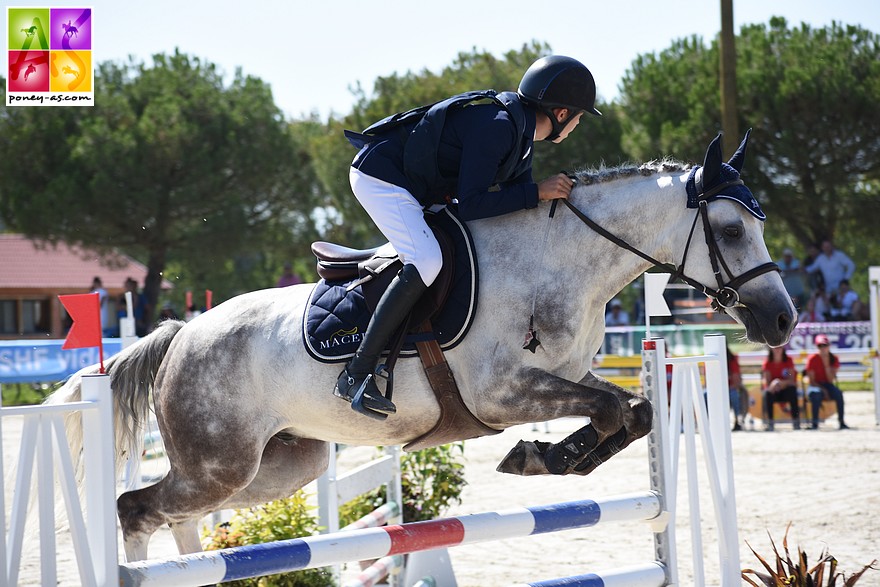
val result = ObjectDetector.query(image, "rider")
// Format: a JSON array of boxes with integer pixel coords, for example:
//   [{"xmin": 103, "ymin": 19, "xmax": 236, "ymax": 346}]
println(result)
[{"xmin": 335, "ymin": 55, "xmax": 602, "ymax": 416}]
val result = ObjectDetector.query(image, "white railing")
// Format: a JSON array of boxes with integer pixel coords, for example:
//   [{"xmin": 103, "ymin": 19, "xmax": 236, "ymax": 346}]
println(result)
[
  {"xmin": 643, "ymin": 334, "xmax": 741, "ymax": 586},
  {"xmin": 1, "ymin": 374, "xmax": 118, "ymax": 586},
  {"xmin": 317, "ymin": 444, "xmax": 404, "ymax": 586}
]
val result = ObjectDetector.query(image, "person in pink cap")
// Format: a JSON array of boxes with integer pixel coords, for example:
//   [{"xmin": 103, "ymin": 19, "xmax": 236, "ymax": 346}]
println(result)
[{"xmin": 805, "ymin": 334, "xmax": 848, "ymax": 430}]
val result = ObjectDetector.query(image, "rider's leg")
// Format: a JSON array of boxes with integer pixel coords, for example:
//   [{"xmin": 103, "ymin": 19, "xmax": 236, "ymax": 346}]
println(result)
[
  {"xmin": 334, "ymin": 169, "xmax": 441, "ymax": 415},
  {"xmin": 334, "ymin": 264, "xmax": 428, "ymax": 413}
]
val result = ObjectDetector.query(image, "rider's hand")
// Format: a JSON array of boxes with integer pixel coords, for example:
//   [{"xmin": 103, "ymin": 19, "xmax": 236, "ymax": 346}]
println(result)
[{"xmin": 537, "ymin": 173, "xmax": 575, "ymax": 201}]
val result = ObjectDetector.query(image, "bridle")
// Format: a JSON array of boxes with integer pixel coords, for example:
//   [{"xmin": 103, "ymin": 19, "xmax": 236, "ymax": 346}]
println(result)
[{"xmin": 557, "ymin": 175, "xmax": 780, "ymax": 314}]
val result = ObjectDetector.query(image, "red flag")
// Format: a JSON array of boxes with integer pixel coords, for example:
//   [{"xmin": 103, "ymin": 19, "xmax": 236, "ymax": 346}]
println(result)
[
  {"xmin": 60, "ymin": 293, "xmax": 101, "ymax": 349},
  {"xmin": 59, "ymin": 293, "xmax": 104, "ymax": 372}
]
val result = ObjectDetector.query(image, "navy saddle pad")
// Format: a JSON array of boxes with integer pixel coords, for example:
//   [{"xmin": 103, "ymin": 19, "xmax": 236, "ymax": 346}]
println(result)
[{"xmin": 302, "ymin": 207, "xmax": 478, "ymax": 363}]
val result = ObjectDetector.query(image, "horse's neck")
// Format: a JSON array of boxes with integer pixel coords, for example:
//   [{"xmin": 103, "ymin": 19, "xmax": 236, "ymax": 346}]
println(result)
[
  {"xmin": 555, "ymin": 172, "xmax": 687, "ymax": 302},
  {"xmin": 467, "ymin": 169, "xmax": 689, "ymax": 333}
]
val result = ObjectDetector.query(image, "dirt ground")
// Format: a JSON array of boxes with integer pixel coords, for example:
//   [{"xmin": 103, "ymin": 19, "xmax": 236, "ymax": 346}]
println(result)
[{"xmin": 6, "ymin": 392, "xmax": 880, "ymax": 586}]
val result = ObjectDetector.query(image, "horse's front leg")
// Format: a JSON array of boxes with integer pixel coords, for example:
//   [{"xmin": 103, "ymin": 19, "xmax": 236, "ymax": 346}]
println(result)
[
  {"xmin": 492, "ymin": 368, "xmax": 626, "ymax": 476},
  {"xmin": 564, "ymin": 371, "xmax": 653, "ymax": 476}
]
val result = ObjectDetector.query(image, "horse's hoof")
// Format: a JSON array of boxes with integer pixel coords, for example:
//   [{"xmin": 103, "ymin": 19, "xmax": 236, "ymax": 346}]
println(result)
[{"xmin": 496, "ymin": 440, "xmax": 554, "ymax": 476}]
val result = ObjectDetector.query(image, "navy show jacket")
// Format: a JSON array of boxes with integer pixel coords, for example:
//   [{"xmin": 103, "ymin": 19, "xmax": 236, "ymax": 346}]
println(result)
[{"xmin": 352, "ymin": 100, "xmax": 539, "ymax": 222}]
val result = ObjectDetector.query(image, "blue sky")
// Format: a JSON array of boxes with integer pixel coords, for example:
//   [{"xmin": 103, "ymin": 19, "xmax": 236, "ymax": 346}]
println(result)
[{"xmin": 10, "ymin": 0, "xmax": 880, "ymax": 119}]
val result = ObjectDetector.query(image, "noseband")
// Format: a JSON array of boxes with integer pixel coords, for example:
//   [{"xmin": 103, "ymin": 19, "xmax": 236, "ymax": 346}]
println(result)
[{"xmin": 558, "ymin": 178, "xmax": 780, "ymax": 314}]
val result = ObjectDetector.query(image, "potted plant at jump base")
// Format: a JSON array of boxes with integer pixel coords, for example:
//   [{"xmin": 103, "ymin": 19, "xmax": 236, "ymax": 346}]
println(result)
[
  {"xmin": 202, "ymin": 442, "xmax": 467, "ymax": 586},
  {"xmin": 742, "ymin": 524, "xmax": 877, "ymax": 586}
]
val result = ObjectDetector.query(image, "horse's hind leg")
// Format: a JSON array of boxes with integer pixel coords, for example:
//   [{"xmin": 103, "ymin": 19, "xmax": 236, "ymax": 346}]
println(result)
[
  {"xmin": 117, "ymin": 436, "xmax": 266, "ymax": 561},
  {"xmin": 169, "ymin": 519, "xmax": 202, "ymax": 554},
  {"xmin": 218, "ymin": 435, "xmax": 330, "ymax": 509},
  {"xmin": 130, "ymin": 436, "xmax": 330, "ymax": 560}
]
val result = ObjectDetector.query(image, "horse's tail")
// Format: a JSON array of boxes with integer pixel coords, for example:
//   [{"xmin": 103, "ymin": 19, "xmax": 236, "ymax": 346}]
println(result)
[{"xmin": 43, "ymin": 319, "xmax": 186, "ymax": 482}]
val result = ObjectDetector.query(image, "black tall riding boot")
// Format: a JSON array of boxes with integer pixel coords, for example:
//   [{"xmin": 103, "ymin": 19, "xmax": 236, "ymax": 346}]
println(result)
[{"xmin": 334, "ymin": 264, "xmax": 428, "ymax": 417}]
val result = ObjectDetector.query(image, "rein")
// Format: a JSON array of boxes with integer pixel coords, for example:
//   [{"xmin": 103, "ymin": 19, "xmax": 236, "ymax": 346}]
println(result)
[{"xmin": 559, "ymin": 177, "xmax": 779, "ymax": 314}]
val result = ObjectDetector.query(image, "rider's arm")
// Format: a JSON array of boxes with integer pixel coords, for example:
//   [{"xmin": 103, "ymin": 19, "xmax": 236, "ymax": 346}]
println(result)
[{"xmin": 452, "ymin": 111, "xmax": 539, "ymax": 221}]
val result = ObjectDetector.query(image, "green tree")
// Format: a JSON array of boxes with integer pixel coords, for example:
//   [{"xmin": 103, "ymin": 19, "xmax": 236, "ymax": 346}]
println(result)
[
  {"xmin": 0, "ymin": 51, "xmax": 314, "ymax": 319},
  {"xmin": 619, "ymin": 19, "xmax": 880, "ymax": 252}
]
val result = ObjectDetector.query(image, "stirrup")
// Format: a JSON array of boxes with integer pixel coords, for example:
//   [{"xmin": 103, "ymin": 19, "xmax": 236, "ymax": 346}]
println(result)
[
  {"xmin": 334, "ymin": 370, "xmax": 396, "ymax": 421},
  {"xmin": 351, "ymin": 375, "xmax": 389, "ymax": 421}
]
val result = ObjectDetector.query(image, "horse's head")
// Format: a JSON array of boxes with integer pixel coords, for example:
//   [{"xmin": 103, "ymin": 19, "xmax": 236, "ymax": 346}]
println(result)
[{"xmin": 679, "ymin": 130, "xmax": 796, "ymax": 346}]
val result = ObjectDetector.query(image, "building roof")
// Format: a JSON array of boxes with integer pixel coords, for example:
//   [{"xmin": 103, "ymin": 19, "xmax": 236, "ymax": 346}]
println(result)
[{"xmin": 0, "ymin": 233, "xmax": 172, "ymax": 290}]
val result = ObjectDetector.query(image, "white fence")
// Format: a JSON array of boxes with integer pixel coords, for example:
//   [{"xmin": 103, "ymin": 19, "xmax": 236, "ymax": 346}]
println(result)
[
  {"xmin": 4, "ymin": 335, "xmax": 743, "ymax": 586},
  {"xmin": 0, "ymin": 375, "xmax": 117, "ymax": 586}
]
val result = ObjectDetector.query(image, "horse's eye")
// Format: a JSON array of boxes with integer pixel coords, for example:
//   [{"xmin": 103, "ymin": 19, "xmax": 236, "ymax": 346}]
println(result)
[{"xmin": 724, "ymin": 225, "xmax": 742, "ymax": 239}]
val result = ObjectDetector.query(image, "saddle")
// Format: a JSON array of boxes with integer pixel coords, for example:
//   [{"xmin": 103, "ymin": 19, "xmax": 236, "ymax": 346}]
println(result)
[
  {"xmin": 303, "ymin": 208, "xmax": 500, "ymax": 450},
  {"xmin": 303, "ymin": 208, "xmax": 477, "ymax": 363},
  {"xmin": 311, "ymin": 229, "xmax": 455, "ymax": 329}
]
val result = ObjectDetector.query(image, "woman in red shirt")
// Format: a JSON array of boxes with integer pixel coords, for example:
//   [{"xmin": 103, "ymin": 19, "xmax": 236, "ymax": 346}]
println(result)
[
  {"xmin": 727, "ymin": 349, "xmax": 745, "ymax": 431},
  {"xmin": 761, "ymin": 346, "xmax": 799, "ymax": 430},
  {"xmin": 805, "ymin": 334, "xmax": 848, "ymax": 430}
]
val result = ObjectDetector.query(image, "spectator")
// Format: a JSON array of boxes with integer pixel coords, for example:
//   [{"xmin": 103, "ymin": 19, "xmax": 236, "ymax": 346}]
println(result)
[
  {"xmin": 829, "ymin": 279, "xmax": 861, "ymax": 321},
  {"xmin": 761, "ymin": 346, "xmax": 799, "ymax": 431},
  {"xmin": 185, "ymin": 304, "xmax": 202, "ymax": 322},
  {"xmin": 805, "ymin": 239, "xmax": 855, "ymax": 296},
  {"xmin": 277, "ymin": 262, "xmax": 303, "ymax": 288},
  {"xmin": 777, "ymin": 248, "xmax": 806, "ymax": 309},
  {"xmin": 805, "ymin": 334, "xmax": 848, "ymax": 430},
  {"xmin": 89, "ymin": 276, "xmax": 113, "ymax": 337},
  {"xmin": 802, "ymin": 243, "xmax": 824, "ymax": 294},
  {"xmin": 798, "ymin": 290, "xmax": 829, "ymax": 323},
  {"xmin": 604, "ymin": 298, "xmax": 630, "ymax": 326},
  {"xmin": 727, "ymin": 345, "xmax": 747, "ymax": 432},
  {"xmin": 157, "ymin": 301, "xmax": 179, "ymax": 323}
]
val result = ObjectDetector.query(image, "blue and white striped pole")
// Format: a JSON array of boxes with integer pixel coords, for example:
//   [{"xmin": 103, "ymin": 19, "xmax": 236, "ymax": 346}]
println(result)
[
  {"xmin": 119, "ymin": 492, "xmax": 661, "ymax": 587},
  {"xmin": 510, "ymin": 562, "xmax": 666, "ymax": 587}
]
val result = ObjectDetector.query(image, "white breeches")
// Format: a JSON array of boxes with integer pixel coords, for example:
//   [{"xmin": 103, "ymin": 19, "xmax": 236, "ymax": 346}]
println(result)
[{"xmin": 349, "ymin": 167, "xmax": 443, "ymax": 286}]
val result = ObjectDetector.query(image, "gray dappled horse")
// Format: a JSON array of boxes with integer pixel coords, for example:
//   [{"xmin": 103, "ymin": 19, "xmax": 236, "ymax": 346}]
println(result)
[{"xmin": 47, "ymin": 132, "xmax": 795, "ymax": 560}]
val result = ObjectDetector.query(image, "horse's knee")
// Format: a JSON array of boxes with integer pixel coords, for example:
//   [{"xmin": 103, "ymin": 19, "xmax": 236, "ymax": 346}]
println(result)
[
  {"xmin": 589, "ymin": 391, "xmax": 624, "ymax": 433},
  {"xmin": 629, "ymin": 395, "xmax": 654, "ymax": 438}
]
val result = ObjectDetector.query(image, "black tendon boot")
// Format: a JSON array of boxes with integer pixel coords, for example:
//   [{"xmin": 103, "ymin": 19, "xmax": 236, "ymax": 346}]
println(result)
[{"xmin": 334, "ymin": 264, "xmax": 428, "ymax": 418}]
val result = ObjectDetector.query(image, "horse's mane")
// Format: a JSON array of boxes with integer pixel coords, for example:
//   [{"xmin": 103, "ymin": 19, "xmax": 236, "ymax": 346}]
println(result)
[{"xmin": 573, "ymin": 158, "xmax": 693, "ymax": 185}]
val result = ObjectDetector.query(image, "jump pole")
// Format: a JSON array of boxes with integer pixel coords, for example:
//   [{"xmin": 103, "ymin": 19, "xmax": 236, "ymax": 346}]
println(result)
[
  {"xmin": 869, "ymin": 266, "xmax": 880, "ymax": 426},
  {"xmin": 118, "ymin": 492, "xmax": 662, "ymax": 587}
]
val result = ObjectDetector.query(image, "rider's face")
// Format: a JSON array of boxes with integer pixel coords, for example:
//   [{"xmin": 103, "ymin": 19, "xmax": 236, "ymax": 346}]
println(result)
[{"xmin": 552, "ymin": 110, "xmax": 584, "ymax": 144}]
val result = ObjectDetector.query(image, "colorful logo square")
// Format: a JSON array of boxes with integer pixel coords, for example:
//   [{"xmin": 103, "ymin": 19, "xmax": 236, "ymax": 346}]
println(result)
[
  {"xmin": 8, "ymin": 7, "xmax": 50, "ymax": 50},
  {"xmin": 8, "ymin": 50, "xmax": 49, "ymax": 91},
  {"xmin": 50, "ymin": 7, "xmax": 91, "ymax": 50},
  {"xmin": 50, "ymin": 49, "xmax": 91, "ymax": 92},
  {"xmin": 6, "ymin": 6, "xmax": 93, "ymax": 106}
]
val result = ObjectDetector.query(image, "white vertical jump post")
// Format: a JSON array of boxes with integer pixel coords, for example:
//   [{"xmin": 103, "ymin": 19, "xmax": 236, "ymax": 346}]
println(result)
[
  {"xmin": 317, "ymin": 444, "xmax": 404, "ymax": 585},
  {"xmin": 642, "ymin": 334, "xmax": 741, "ymax": 586},
  {"xmin": 0, "ymin": 374, "xmax": 118, "ymax": 586},
  {"xmin": 869, "ymin": 266, "xmax": 880, "ymax": 426}
]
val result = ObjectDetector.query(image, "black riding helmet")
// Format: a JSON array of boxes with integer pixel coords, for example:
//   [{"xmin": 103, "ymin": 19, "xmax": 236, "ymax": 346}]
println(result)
[{"xmin": 518, "ymin": 55, "xmax": 601, "ymax": 141}]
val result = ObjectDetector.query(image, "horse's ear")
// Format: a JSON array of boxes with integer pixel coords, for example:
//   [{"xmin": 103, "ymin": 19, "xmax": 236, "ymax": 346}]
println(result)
[
  {"xmin": 727, "ymin": 128, "xmax": 752, "ymax": 173},
  {"xmin": 702, "ymin": 133, "xmax": 723, "ymax": 185}
]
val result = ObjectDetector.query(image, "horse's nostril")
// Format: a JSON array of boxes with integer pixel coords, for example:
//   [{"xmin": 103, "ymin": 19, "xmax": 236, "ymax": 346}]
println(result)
[{"xmin": 777, "ymin": 312, "xmax": 791, "ymax": 333}]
